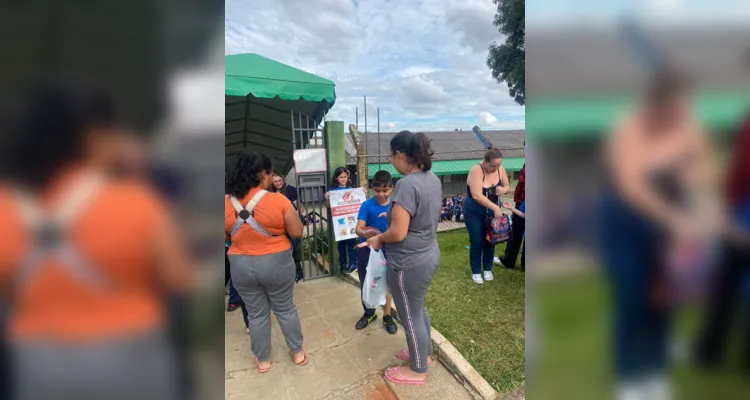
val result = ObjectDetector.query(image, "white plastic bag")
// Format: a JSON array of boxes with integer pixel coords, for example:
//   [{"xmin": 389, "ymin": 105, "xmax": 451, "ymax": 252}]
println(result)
[{"xmin": 362, "ymin": 249, "xmax": 387, "ymax": 309}]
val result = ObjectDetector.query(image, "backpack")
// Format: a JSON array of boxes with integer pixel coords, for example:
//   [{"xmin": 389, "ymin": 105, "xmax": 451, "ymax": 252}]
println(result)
[{"xmin": 486, "ymin": 214, "xmax": 512, "ymax": 245}]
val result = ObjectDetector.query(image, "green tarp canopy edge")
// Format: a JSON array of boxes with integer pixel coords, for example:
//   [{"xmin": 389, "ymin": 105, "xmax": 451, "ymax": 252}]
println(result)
[{"xmin": 225, "ymin": 53, "xmax": 336, "ymax": 109}]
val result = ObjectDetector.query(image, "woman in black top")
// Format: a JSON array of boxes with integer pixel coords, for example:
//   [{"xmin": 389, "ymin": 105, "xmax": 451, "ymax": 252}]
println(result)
[{"xmin": 463, "ymin": 146, "xmax": 510, "ymax": 284}]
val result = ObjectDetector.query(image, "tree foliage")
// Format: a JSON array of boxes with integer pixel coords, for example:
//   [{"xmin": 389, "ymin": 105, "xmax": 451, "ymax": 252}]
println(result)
[{"xmin": 487, "ymin": 0, "xmax": 525, "ymax": 106}]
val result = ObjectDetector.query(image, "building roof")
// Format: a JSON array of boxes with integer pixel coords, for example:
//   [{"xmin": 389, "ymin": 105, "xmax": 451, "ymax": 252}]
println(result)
[
  {"xmin": 353, "ymin": 129, "xmax": 526, "ymax": 164},
  {"xmin": 527, "ymin": 24, "xmax": 750, "ymax": 99}
]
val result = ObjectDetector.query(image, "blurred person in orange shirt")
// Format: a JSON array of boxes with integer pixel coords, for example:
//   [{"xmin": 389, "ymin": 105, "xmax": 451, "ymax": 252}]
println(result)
[
  {"xmin": 598, "ymin": 68, "xmax": 718, "ymax": 400},
  {"xmin": 694, "ymin": 108, "xmax": 750, "ymax": 373},
  {"xmin": 224, "ymin": 149, "xmax": 306, "ymax": 373},
  {"xmin": 0, "ymin": 80, "xmax": 193, "ymax": 400}
]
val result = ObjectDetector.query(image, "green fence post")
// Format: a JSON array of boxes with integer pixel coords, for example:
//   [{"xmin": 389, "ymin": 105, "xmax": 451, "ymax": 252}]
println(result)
[{"xmin": 324, "ymin": 121, "xmax": 345, "ymax": 276}]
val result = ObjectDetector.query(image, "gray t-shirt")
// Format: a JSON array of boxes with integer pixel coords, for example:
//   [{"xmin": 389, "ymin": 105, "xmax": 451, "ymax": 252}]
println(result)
[{"xmin": 385, "ymin": 170, "xmax": 443, "ymax": 270}]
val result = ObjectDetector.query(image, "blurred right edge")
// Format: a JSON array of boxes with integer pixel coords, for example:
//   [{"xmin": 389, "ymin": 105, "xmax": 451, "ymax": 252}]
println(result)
[{"xmin": 525, "ymin": 4, "xmax": 750, "ymax": 400}]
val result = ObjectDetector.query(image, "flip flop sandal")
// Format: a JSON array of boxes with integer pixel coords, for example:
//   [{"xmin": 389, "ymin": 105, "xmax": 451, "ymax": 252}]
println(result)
[
  {"xmin": 290, "ymin": 347, "xmax": 309, "ymax": 366},
  {"xmin": 384, "ymin": 366, "xmax": 426, "ymax": 386},
  {"xmin": 395, "ymin": 348, "xmax": 433, "ymax": 366},
  {"xmin": 255, "ymin": 356, "xmax": 270, "ymax": 373}
]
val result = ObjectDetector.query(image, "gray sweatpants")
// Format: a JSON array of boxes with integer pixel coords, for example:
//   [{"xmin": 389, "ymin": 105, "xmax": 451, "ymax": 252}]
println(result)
[
  {"xmin": 387, "ymin": 263, "xmax": 438, "ymax": 373},
  {"xmin": 228, "ymin": 250, "xmax": 303, "ymax": 362},
  {"xmin": 12, "ymin": 330, "xmax": 176, "ymax": 400}
]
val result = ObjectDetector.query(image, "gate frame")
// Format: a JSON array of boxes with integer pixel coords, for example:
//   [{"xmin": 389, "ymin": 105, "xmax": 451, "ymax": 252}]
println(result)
[{"xmin": 290, "ymin": 109, "xmax": 337, "ymax": 280}]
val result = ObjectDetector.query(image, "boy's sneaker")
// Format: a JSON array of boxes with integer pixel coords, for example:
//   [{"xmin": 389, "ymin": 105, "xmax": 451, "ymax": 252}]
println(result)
[
  {"xmin": 383, "ymin": 315, "xmax": 398, "ymax": 334},
  {"xmin": 472, "ymin": 274, "xmax": 483, "ymax": 284},
  {"xmin": 355, "ymin": 314, "xmax": 377, "ymax": 330},
  {"xmin": 341, "ymin": 265, "xmax": 351, "ymax": 274},
  {"xmin": 348, "ymin": 264, "xmax": 358, "ymax": 273},
  {"xmin": 483, "ymin": 271, "xmax": 494, "ymax": 281},
  {"xmin": 493, "ymin": 257, "xmax": 506, "ymax": 267}
]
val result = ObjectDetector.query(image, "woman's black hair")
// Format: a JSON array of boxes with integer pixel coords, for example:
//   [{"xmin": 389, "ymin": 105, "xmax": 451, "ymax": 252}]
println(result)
[
  {"xmin": 390, "ymin": 130, "xmax": 434, "ymax": 171},
  {"xmin": 330, "ymin": 166, "xmax": 351, "ymax": 189},
  {"xmin": 483, "ymin": 141, "xmax": 504, "ymax": 162},
  {"xmin": 226, "ymin": 149, "xmax": 273, "ymax": 198},
  {"xmin": 0, "ymin": 79, "xmax": 118, "ymax": 190}
]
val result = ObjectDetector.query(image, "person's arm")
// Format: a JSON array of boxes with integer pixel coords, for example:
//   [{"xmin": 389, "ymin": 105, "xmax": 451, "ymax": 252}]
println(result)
[
  {"xmin": 501, "ymin": 201, "xmax": 525, "ymax": 218},
  {"xmin": 377, "ymin": 203, "xmax": 410, "ymax": 243},
  {"xmin": 494, "ymin": 166, "xmax": 511, "ymax": 196},
  {"xmin": 467, "ymin": 165, "xmax": 502, "ymax": 215},
  {"xmin": 152, "ymin": 212, "xmax": 194, "ymax": 293},
  {"xmin": 284, "ymin": 204, "xmax": 303, "ymax": 238}
]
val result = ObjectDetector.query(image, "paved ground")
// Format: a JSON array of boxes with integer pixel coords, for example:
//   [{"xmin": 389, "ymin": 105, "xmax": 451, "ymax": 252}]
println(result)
[{"xmin": 225, "ymin": 277, "xmax": 477, "ymax": 400}]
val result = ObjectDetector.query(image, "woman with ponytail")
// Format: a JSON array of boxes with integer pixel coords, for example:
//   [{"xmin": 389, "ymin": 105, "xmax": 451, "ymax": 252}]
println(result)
[{"xmin": 360, "ymin": 131, "xmax": 442, "ymax": 385}]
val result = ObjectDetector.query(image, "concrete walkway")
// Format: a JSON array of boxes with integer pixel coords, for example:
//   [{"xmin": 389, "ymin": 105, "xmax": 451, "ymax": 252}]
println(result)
[{"xmin": 225, "ymin": 277, "xmax": 477, "ymax": 400}]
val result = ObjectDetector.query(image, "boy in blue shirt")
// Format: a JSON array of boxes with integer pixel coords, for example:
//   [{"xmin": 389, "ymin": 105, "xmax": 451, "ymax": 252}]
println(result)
[{"xmin": 354, "ymin": 170, "xmax": 398, "ymax": 334}]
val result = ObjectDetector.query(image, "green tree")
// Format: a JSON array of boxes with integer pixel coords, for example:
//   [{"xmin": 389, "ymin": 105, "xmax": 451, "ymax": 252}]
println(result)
[{"xmin": 487, "ymin": 0, "xmax": 525, "ymax": 106}]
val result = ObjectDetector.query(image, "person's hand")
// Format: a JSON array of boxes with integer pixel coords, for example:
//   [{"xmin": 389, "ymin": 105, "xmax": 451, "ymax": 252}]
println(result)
[
  {"xmin": 495, "ymin": 185, "xmax": 506, "ymax": 196},
  {"xmin": 324, "ymin": 191, "xmax": 330, "ymax": 200},
  {"xmin": 492, "ymin": 205, "xmax": 503, "ymax": 217},
  {"xmin": 501, "ymin": 201, "xmax": 512, "ymax": 209},
  {"xmin": 368, "ymin": 235, "xmax": 384, "ymax": 251},
  {"xmin": 363, "ymin": 228, "xmax": 380, "ymax": 238}
]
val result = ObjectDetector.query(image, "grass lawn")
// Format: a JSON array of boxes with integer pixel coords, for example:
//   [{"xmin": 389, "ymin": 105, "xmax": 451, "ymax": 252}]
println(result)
[
  {"xmin": 532, "ymin": 271, "xmax": 750, "ymax": 400},
  {"xmin": 427, "ymin": 229, "xmax": 525, "ymax": 394}
]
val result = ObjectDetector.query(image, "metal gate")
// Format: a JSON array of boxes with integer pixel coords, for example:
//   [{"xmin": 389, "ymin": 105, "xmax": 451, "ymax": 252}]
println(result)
[{"xmin": 290, "ymin": 109, "xmax": 335, "ymax": 280}]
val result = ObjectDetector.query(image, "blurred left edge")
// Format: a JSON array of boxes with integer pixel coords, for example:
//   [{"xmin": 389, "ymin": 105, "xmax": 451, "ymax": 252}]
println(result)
[{"xmin": 0, "ymin": 1, "xmax": 226, "ymax": 400}]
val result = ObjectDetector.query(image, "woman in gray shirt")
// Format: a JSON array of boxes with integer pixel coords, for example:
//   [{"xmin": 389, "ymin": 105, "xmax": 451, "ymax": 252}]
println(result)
[{"xmin": 362, "ymin": 130, "xmax": 442, "ymax": 385}]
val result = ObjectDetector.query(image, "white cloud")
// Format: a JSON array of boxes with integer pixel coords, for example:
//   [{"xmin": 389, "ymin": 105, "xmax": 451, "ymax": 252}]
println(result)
[
  {"xmin": 478, "ymin": 111, "xmax": 498, "ymax": 125},
  {"xmin": 226, "ymin": 0, "xmax": 524, "ymax": 131}
]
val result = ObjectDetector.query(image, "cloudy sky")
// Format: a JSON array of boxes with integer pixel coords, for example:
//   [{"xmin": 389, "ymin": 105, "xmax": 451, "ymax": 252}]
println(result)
[
  {"xmin": 527, "ymin": 0, "xmax": 750, "ymax": 26},
  {"xmin": 226, "ymin": 0, "xmax": 524, "ymax": 132}
]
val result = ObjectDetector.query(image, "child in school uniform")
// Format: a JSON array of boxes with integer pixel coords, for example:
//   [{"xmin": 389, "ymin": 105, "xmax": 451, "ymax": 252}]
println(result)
[
  {"xmin": 354, "ymin": 170, "xmax": 398, "ymax": 333},
  {"xmin": 325, "ymin": 167, "xmax": 358, "ymax": 273}
]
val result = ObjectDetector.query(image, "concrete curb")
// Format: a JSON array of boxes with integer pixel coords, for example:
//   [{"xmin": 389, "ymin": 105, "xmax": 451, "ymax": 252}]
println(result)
[{"xmin": 339, "ymin": 272, "xmax": 499, "ymax": 400}]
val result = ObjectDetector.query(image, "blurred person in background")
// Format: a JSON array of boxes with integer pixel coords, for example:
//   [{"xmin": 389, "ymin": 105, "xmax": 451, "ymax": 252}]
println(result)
[
  {"xmin": 0, "ymin": 80, "xmax": 193, "ymax": 400},
  {"xmin": 694, "ymin": 108, "xmax": 750, "ymax": 373},
  {"xmin": 598, "ymin": 68, "xmax": 717, "ymax": 400},
  {"xmin": 464, "ymin": 146, "xmax": 510, "ymax": 284},
  {"xmin": 224, "ymin": 150, "xmax": 307, "ymax": 373},
  {"xmin": 269, "ymin": 172, "xmax": 304, "ymax": 283}
]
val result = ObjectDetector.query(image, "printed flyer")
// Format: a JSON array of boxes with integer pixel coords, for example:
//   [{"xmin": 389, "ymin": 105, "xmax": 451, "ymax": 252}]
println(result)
[{"xmin": 329, "ymin": 187, "xmax": 367, "ymax": 242}]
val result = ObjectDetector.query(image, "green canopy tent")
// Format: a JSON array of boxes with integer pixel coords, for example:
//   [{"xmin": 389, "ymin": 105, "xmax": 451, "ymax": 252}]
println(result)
[{"xmin": 225, "ymin": 53, "xmax": 336, "ymax": 175}]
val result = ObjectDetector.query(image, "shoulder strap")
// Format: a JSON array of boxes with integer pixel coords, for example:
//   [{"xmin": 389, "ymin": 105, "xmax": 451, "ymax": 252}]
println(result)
[
  {"xmin": 477, "ymin": 163, "xmax": 485, "ymax": 180},
  {"xmin": 15, "ymin": 172, "xmax": 105, "ymax": 229},
  {"xmin": 229, "ymin": 190, "xmax": 274, "ymax": 237},
  {"xmin": 230, "ymin": 190, "xmax": 269, "ymax": 215}
]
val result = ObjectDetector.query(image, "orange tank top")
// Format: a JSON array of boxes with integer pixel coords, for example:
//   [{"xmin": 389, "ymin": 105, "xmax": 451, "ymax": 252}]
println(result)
[{"xmin": 0, "ymin": 169, "xmax": 169, "ymax": 341}]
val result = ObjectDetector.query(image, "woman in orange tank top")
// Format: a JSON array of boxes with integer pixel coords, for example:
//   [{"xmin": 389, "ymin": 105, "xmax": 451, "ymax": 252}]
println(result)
[
  {"xmin": 0, "ymin": 80, "xmax": 192, "ymax": 400},
  {"xmin": 224, "ymin": 150, "xmax": 306, "ymax": 373}
]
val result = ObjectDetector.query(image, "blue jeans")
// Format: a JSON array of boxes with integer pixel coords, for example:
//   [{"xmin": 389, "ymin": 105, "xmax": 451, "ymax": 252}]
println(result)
[
  {"xmin": 464, "ymin": 196, "xmax": 495, "ymax": 275},
  {"xmin": 599, "ymin": 193, "xmax": 669, "ymax": 382},
  {"xmin": 338, "ymin": 238, "xmax": 357, "ymax": 270}
]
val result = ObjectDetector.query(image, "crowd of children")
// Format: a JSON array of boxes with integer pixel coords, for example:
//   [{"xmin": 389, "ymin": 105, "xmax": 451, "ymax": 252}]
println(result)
[{"xmin": 440, "ymin": 194, "xmax": 465, "ymax": 222}]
